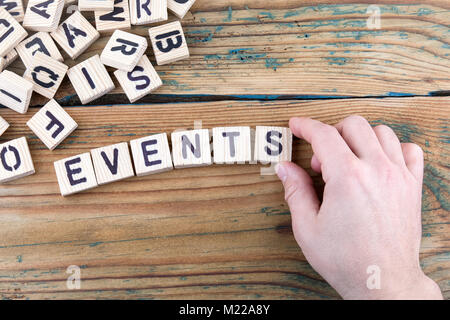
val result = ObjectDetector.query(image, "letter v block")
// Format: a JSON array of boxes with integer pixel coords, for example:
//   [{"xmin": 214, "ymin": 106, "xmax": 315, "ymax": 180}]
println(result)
[
  {"xmin": 23, "ymin": 0, "xmax": 65, "ymax": 32},
  {"xmin": 130, "ymin": 133, "xmax": 173, "ymax": 176},
  {"xmin": 130, "ymin": 0, "xmax": 167, "ymax": 25},
  {"xmin": 79, "ymin": 0, "xmax": 113, "ymax": 11},
  {"xmin": 16, "ymin": 31, "xmax": 63, "ymax": 69},
  {"xmin": 0, "ymin": 7, "xmax": 27, "ymax": 56},
  {"xmin": 101, "ymin": 29, "xmax": 147, "ymax": 71},
  {"xmin": 91, "ymin": 142, "xmax": 134, "ymax": 185},
  {"xmin": 167, "ymin": 0, "xmax": 196, "ymax": 19},
  {"xmin": 27, "ymin": 99, "xmax": 78, "ymax": 150},
  {"xmin": 95, "ymin": 0, "xmax": 131, "ymax": 33},
  {"xmin": 0, "ymin": 70, "xmax": 33, "ymax": 114},
  {"xmin": 254, "ymin": 126, "xmax": 293, "ymax": 163},
  {"xmin": 50, "ymin": 10, "xmax": 100, "ymax": 59},
  {"xmin": 148, "ymin": 20, "xmax": 189, "ymax": 65},
  {"xmin": 213, "ymin": 126, "xmax": 251, "ymax": 164},
  {"xmin": 54, "ymin": 152, "xmax": 98, "ymax": 196},
  {"xmin": 0, "ymin": 0, "xmax": 25, "ymax": 22},
  {"xmin": 0, "ymin": 137, "xmax": 35, "ymax": 183},
  {"xmin": 171, "ymin": 129, "xmax": 211, "ymax": 168}
]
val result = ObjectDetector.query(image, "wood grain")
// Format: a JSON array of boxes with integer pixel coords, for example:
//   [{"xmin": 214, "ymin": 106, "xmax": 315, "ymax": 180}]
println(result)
[{"xmin": 0, "ymin": 98, "xmax": 448, "ymax": 299}]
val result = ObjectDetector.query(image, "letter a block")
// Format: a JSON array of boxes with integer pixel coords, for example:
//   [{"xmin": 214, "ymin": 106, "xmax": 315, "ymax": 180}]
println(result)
[
  {"xmin": 148, "ymin": 20, "xmax": 189, "ymax": 65},
  {"xmin": 254, "ymin": 126, "xmax": 293, "ymax": 163},
  {"xmin": 95, "ymin": 0, "xmax": 131, "ymax": 33},
  {"xmin": 100, "ymin": 29, "xmax": 147, "ymax": 71},
  {"xmin": 171, "ymin": 129, "xmax": 211, "ymax": 168},
  {"xmin": 79, "ymin": 0, "xmax": 113, "ymax": 11},
  {"xmin": 0, "ymin": 7, "xmax": 27, "ymax": 56},
  {"xmin": 27, "ymin": 99, "xmax": 77, "ymax": 150},
  {"xmin": 114, "ymin": 55, "xmax": 162, "ymax": 103},
  {"xmin": 91, "ymin": 142, "xmax": 134, "ymax": 185},
  {"xmin": 67, "ymin": 54, "xmax": 115, "ymax": 104},
  {"xmin": 0, "ymin": 70, "xmax": 33, "ymax": 114},
  {"xmin": 23, "ymin": 0, "xmax": 65, "ymax": 32},
  {"xmin": 0, "ymin": 115, "xmax": 9, "ymax": 136},
  {"xmin": 130, "ymin": 0, "xmax": 167, "ymax": 25},
  {"xmin": 0, "ymin": 137, "xmax": 35, "ymax": 183},
  {"xmin": 54, "ymin": 152, "xmax": 98, "ymax": 196},
  {"xmin": 16, "ymin": 32, "xmax": 63, "ymax": 69},
  {"xmin": 167, "ymin": 0, "xmax": 196, "ymax": 19},
  {"xmin": 213, "ymin": 126, "xmax": 251, "ymax": 164},
  {"xmin": 0, "ymin": 0, "xmax": 25, "ymax": 22},
  {"xmin": 51, "ymin": 10, "xmax": 100, "ymax": 59},
  {"xmin": 130, "ymin": 133, "xmax": 173, "ymax": 176}
]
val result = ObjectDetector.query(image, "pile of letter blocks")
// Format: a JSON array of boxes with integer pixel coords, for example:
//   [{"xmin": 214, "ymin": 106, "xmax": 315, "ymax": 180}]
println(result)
[{"xmin": 0, "ymin": 0, "xmax": 293, "ymax": 196}]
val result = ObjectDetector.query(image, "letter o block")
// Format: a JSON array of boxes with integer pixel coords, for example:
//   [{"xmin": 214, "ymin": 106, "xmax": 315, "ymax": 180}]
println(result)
[
  {"xmin": 0, "ymin": 137, "xmax": 35, "ymax": 183},
  {"xmin": 254, "ymin": 126, "xmax": 293, "ymax": 163}
]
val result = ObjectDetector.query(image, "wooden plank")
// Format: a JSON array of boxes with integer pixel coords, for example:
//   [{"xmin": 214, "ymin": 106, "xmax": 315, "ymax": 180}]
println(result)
[{"xmin": 0, "ymin": 97, "xmax": 447, "ymax": 299}]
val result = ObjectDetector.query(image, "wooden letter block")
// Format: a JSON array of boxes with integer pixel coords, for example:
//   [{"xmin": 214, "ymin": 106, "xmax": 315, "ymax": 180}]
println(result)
[
  {"xmin": 148, "ymin": 20, "xmax": 189, "ymax": 65},
  {"xmin": 0, "ymin": 56, "xmax": 4, "ymax": 71},
  {"xmin": 23, "ymin": 0, "xmax": 65, "ymax": 32},
  {"xmin": 114, "ymin": 54, "xmax": 162, "ymax": 103},
  {"xmin": 0, "ymin": 70, "xmax": 33, "ymax": 114},
  {"xmin": 3, "ymin": 48, "xmax": 18, "ymax": 67},
  {"xmin": 95, "ymin": 0, "xmax": 131, "ymax": 33},
  {"xmin": 130, "ymin": 133, "xmax": 173, "ymax": 176},
  {"xmin": 23, "ymin": 52, "xmax": 68, "ymax": 99},
  {"xmin": 67, "ymin": 54, "xmax": 115, "ymax": 104},
  {"xmin": 0, "ymin": 0, "xmax": 24, "ymax": 22},
  {"xmin": 50, "ymin": 10, "xmax": 100, "ymax": 59},
  {"xmin": 129, "ymin": 0, "xmax": 167, "ymax": 25},
  {"xmin": 0, "ymin": 137, "xmax": 35, "ymax": 183},
  {"xmin": 16, "ymin": 32, "xmax": 63, "ymax": 69},
  {"xmin": 167, "ymin": 0, "xmax": 195, "ymax": 19},
  {"xmin": 171, "ymin": 129, "xmax": 211, "ymax": 168},
  {"xmin": 213, "ymin": 126, "xmax": 251, "ymax": 164},
  {"xmin": 54, "ymin": 152, "xmax": 98, "ymax": 196},
  {"xmin": 101, "ymin": 29, "xmax": 147, "ymax": 71},
  {"xmin": 91, "ymin": 142, "xmax": 134, "ymax": 185},
  {"xmin": 0, "ymin": 115, "xmax": 9, "ymax": 136},
  {"xmin": 27, "ymin": 99, "xmax": 77, "ymax": 150},
  {"xmin": 79, "ymin": 0, "xmax": 113, "ymax": 11},
  {"xmin": 254, "ymin": 126, "xmax": 293, "ymax": 163},
  {"xmin": 0, "ymin": 7, "xmax": 27, "ymax": 56}
]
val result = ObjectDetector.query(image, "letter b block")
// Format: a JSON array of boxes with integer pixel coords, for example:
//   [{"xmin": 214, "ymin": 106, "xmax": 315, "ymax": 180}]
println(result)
[
  {"xmin": 0, "ymin": 137, "xmax": 35, "ymax": 183},
  {"xmin": 148, "ymin": 20, "xmax": 189, "ymax": 65},
  {"xmin": 171, "ymin": 129, "xmax": 211, "ymax": 168},
  {"xmin": 254, "ymin": 126, "xmax": 293, "ymax": 163}
]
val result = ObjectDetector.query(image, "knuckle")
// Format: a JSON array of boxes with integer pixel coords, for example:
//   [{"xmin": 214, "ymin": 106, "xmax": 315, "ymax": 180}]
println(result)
[
  {"xmin": 374, "ymin": 124, "xmax": 394, "ymax": 135},
  {"xmin": 344, "ymin": 115, "xmax": 368, "ymax": 126},
  {"xmin": 284, "ymin": 182, "xmax": 299, "ymax": 203}
]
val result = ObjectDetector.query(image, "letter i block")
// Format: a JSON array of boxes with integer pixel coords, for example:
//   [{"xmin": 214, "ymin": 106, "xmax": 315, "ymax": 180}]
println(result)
[
  {"xmin": 27, "ymin": 99, "xmax": 77, "ymax": 150},
  {"xmin": 95, "ymin": 0, "xmax": 131, "ymax": 33},
  {"xmin": 171, "ymin": 129, "xmax": 211, "ymax": 168},
  {"xmin": 54, "ymin": 153, "xmax": 98, "ymax": 196},
  {"xmin": 254, "ymin": 126, "xmax": 293, "ymax": 163},
  {"xmin": 79, "ymin": 0, "xmax": 113, "ymax": 11},
  {"xmin": 167, "ymin": 0, "xmax": 196, "ymax": 19},
  {"xmin": 0, "ymin": 0, "xmax": 25, "ymax": 22},
  {"xmin": 0, "ymin": 115, "xmax": 9, "ymax": 136},
  {"xmin": 114, "ymin": 55, "xmax": 162, "ymax": 103},
  {"xmin": 50, "ymin": 10, "xmax": 100, "ymax": 59},
  {"xmin": 23, "ymin": 52, "xmax": 68, "ymax": 99},
  {"xmin": 100, "ymin": 29, "xmax": 147, "ymax": 71},
  {"xmin": 213, "ymin": 126, "xmax": 251, "ymax": 164},
  {"xmin": 67, "ymin": 54, "xmax": 115, "ymax": 104},
  {"xmin": 23, "ymin": 0, "xmax": 65, "ymax": 32},
  {"xmin": 130, "ymin": 133, "xmax": 173, "ymax": 176},
  {"xmin": 16, "ymin": 32, "xmax": 63, "ymax": 69},
  {"xmin": 91, "ymin": 142, "xmax": 134, "ymax": 185},
  {"xmin": 0, "ymin": 8, "xmax": 27, "ymax": 56},
  {"xmin": 130, "ymin": 0, "xmax": 167, "ymax": 25},
  {"xmin": 0, "ymin": 70, "xmax": 33, "ymax": 114},
  {"xmin": 148, "ymin": 20, "xmax": 189, "ymax": 65},
  {"xmin": 0, "ymin": 137, "xmax": 35, "ymax": 183}
]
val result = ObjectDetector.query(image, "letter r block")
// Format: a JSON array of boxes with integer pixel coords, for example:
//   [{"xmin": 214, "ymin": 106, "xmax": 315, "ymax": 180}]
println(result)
[
  {"xmin": 130, "ymin": 133, "xmax": 173, "ymax": 176},
  {"xmin": 130, "ymin": 0, "xmax": 167, "ymax": 25},
  {"xmin": 254, "ymin": 126, "xmax": 293, "ymax": 163},
  {"xmin": 148, "ymin": 20, "xmax": 189, "ymax": 65},
  {"xmin": 213, "ymin": 126, "xmax": 251, "ymax": 164},
  {"xmin": 171, "ymin": 129, "xmax": 211, "ymax": 168},
  {"xmin": 0, "ymin": 137, "xmax": 35, "ymax": 183}
]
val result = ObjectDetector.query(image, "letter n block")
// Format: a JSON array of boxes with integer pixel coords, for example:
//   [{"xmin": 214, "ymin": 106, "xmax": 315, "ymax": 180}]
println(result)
[
  {"xmin": 95, "ymin": 0, "xmax": 131, "ymax": 33},
  {"xmin": 130, "ymin": 133, "xmax": 173, "ymax": 176},
  {"xmin": 79, "ymin": 0, "xmax": 113, "ymax": 11},
  {"xmin": 23, "ymin": 0, "xmax": 65, "ymax": 32},
  {"xmin": 167, "ymin": 0, "xmax": 196, "ymax": 19},
  {"xmin": 213, "ymin": 126, "xmax": 251, "ymax": 164},
  {"xmin": 254, "ymin": 126, "xmax": 293, "ymax": 163},
  {"xmin": 54, "ymin": 152, "xmax": 98, "ymax": 196},
  {"xmin": 148, "ymin": 20, "xmax": 189, "ymax": 65},
  {"xmin": 0, "ymin": 137, "xmax": 35, "ymax": 183},
  {"xmin": 91, "ymin": 142, "xmax": 134, "ymax": 185},
  {"xmin": 27, "ymin": 99, "xmax": 77, "ymax": 150},
  {"xmin": 0, "ymin": 7, "xmax": 27, "ymax": 56},
  {"xmin": 0, "ymin": 0, "xmax": 25, "ymax": 22},
  {"xmin": 171, "ymin": 129, "xmax": 211, "ymax": 168},
  {"xmin": 16, "ymin": 31, "xmax": 63, "ymax": 69},
  {"xmin": 0, "ymin": 115, "xmax": 9, "ymax": 136},
  {"xmin": 130, "ymin": 0, "xmax": 167, "ymax": 25},
  {"xmin": 0, "ymin": 70, "xmax": 33, "ymax": 114}
]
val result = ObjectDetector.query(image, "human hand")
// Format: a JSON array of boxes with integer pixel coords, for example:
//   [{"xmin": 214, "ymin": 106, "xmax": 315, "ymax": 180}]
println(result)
[{"xmin": 275, "ymin": 116, "xmax": 443, "ymax": 300}]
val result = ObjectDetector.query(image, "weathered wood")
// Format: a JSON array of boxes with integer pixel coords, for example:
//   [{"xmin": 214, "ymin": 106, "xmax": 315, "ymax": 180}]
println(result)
[{"xmin": 0, "ymin": 97, "xmax": 447, "ymax": 299}]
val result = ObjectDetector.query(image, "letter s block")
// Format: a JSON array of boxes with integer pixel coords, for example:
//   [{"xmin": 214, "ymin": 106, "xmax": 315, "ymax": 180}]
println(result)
[
  {"xmin": 148, "ymin": 20, "xmax": 189, "ymax": 65},
  {"xmin": 254, "ymin": 126, "xmax": 293, "ymax": 163},
  {"xmin": 0, "ymin": 136, "xmax": 35, "ymax": 183}
]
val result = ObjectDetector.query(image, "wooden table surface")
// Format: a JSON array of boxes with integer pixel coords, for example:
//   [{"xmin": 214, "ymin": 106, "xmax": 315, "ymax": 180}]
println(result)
[{"xmin": 0, "ymin": 0, "xmax": 448, "ymax": 299}]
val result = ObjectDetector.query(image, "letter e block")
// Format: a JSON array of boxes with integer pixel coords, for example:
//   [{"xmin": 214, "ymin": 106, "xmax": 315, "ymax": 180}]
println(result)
[
  {"xmin": 148, "ymin": 20, "xmax": 189, "ymax": 65},
  {"xmin": 254, "ymin": 126, "xmax": 292, "ymax": 163},
  {"xmin": 0, "ymin": 70, "xmax": 33, "ymax": 114},
  {"xmin": 171, "ymin": 129, "xmax": 211, "ymax": 168},
  {"xmin": 213, "ymin": 126, "xmax": 251, "ymax": 164},
  {"xmin": 167, "ymin": 0, "xmax": 195, "ymax": 19},
  {"xmin": 130, "ymin": 133, "xmax": 172, "ymax": 176},
  {"xmin": 0, "ymin": 137, "xmax": 35, "ymax": 183},
  {"xmin": 91, "ymin": 142, "xmax": 134, "ymax": 185},
  {"xmin": 23, "ymin": 0, "xmax": 65, "ymax": 32},
  {"xmin": 16, "ymin": 32, "xmax": 63, "ymax": 69},
  {"xmin": 95, "ymin": 0, "xmax": 131, "ymax": 33},
  {"xmin": 0, "ymin": 115, "xmax": 9, "ymax": 136},
  {"xmin": 79, "ymin": 0, "xmax": 113, "ymax": 11},
  {"xmin": 0, "ymin": 7, "xmax": 27, "ymax": 56},
  {"xmin": 130, "ymin": 0, "xmax": 167, "ymax": 25}
]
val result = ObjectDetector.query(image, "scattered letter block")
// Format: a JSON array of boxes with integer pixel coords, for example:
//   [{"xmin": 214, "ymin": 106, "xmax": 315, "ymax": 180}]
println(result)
[
  {"xmin": 167, "ymin": 0, "xmax": 195, "ymax": 19},
  {"xmin": 16, "ymin": 31, "xmax": 63, "ymax": 69},
  {"xmin": 114, "ymin": 54, "xmax": 162, "ymax": 103},
  {"xmin": 0, "ymin": 115, "xmax": 9, "ymax": 136},
  {"xmin": 0, "ymin": 7, "xmax": 27, "ymax": 56},
  {"xmin": 0, "ymin": 0, "xmax": 24, "ymax": 22},
  {"xmin": 254, "ymin": 126, "xmax": 292, "ymax": 163},
  {"xmin": 91, "ymin": 142, "xmax": 134, "ymax": 185},
  {"xmin": 101, "ymin": 29, "xmax": 147, "ymax": 71},
  {"xmin": 27, "ymin": 99, "xmax": 77, "ymax": 150},
  {"xmin": 213, "ymin": 126, "xmax": 251, "ymax": 164},
  {"xmin": 130, "ymin": 0, "xmax": 167, "ymax": 25},
  {"xmin": 23, "ymin": 52, "xmax": 68, "ymax": 99},
  {"xmin": 23, "ymin": 0, "xmax": 65, "ymax": 32},
  {"xmin": 95, "ymin": 0, "xmax": 131, "ymax": 33},
  {"xmin": 51, "ymin": 10, "xmax": 100, "ymax": 59},
  {"xmin": 0, "ymin": 137, "xmax": 35, "ymax": 183},
  {"xmin": 0, "ymin": 56, "xmax": 4, "ymax": 71},
  {"xmin": 67, "ymin": 54, "xmax": 115, "ymax": 104},
  {"xmin": 54, "ymin": 152, "xmax": 98, "ymax": 196},
  {"xmin": 171, "ymin": 129, "xmax": 211, "ymax": 168},
  {"xmin": 148, "ymin": 20, "xmax": 189, "ymax": 65},
  {"xmin": 3, "ymin": 48, "xmax": 18, "ymax": 67},
  {"xmin": 130, "ymin": 133, "xmax": 172, "ymax": 176},
  {"xmin": 79, "ymin": 0, "xmax": 113, "ymax": 11},
  {"xmin": 0, "ymin": 70, "xmax": 33, "ymax": 114}
]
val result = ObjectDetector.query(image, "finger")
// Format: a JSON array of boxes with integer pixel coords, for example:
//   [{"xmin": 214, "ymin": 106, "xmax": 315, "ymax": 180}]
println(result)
[
  {"xmin": 373, "ymin": 125, "xmax": 405, "ymax": 165},
  {"xmin": 401, "ymin": 143, "xmax": 424, "ymax": 183},
  {"xmin": 311, "ymin": 154, "xmax": 322, "ymax": 173}
]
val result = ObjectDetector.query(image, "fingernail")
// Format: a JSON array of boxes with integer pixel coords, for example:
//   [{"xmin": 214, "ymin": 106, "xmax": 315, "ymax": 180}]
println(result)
[{"xmin": 275, "ymin": 163, "xmax": 287, "ymax": 182}]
